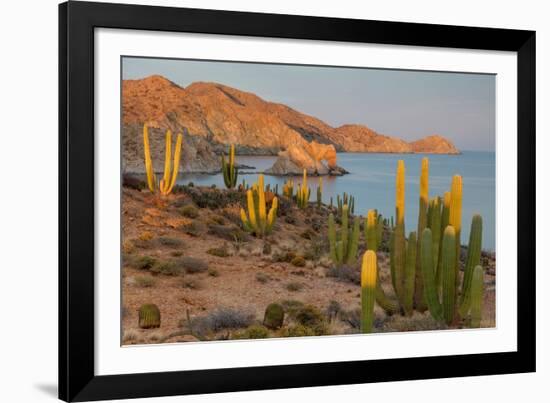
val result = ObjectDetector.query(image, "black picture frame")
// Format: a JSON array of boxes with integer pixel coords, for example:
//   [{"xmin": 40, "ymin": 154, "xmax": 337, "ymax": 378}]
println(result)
[{"xmin": 59, "ymin": 1, "xmax": 536, "ymax": 401}]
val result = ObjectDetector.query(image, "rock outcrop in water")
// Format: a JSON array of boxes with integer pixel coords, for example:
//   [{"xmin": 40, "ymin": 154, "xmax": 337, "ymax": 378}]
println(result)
[
  {"xmin": 122, "ymin": 75, "xmax": 460, "ymax": 173},
  {"xmin": 265, "ymin": 141, "xmax": 347, "ymax": 176}
]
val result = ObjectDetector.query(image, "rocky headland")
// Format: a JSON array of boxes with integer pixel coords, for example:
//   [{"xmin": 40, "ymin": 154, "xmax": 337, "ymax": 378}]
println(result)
[{"xmin": 122, "ymin": 75, "xmax": 460, "ymax": 175}]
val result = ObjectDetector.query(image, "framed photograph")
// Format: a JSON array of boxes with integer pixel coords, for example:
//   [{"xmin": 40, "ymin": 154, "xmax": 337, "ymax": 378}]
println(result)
[{"xmin": 59, "ymin": 1, "xmax": 535, "ymax": 401}]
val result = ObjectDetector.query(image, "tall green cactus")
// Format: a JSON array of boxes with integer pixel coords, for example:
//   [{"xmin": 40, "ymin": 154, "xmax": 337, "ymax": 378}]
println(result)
[
  {"xmin": 316, "ymin": 177, "xmax": 323, "ymax": 208},
  {"xmin": 221, "ymin": 144, "xmax": 238, "ymax": 189},
  {"xmin": 420, "ymin": 228, "xmax": 443, "ymax": 321},
  {"xmin": 403, "ymin": 231, "xmax": 417, "ymax": 316},
  {"xmin": 449, "ymin": 175, "xmax": 463, "ymax": 300},
  {"xmin": 469, "ymin": 265, "xmax": 484, "ymax": 328},
  {"xmin": 393, "ymin": 160, "xmax": 407, "ymax": 307},
  {"xmin": 414, "ymin": 158, "xmax": 429, "ymax": 312},
  {"xmin": 459, "ymin": 214, "xmax": 483, "ymax": 316},
  {"xmin": 361, "ymin": 250, "xmax": 377, "ymax": 333},
  {"xmin": 296, "ymin": 169, "xmax": 311, "ymax": 208},
  {"xmin": 327, "ymin": 204, "xmax": 360, "ymax": 267},
  {"xmin": 283, "ymin": 179, "xmax": 294, "ymax": 198},
  {"xmin": 441, "ymin": 225, "xmax": 457, "ymax": 325}
]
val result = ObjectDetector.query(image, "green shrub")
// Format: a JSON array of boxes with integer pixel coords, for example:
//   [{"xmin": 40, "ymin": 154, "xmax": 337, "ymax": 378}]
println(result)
[
  {"xmin": 206, "ymin": 244, "xmax": 231, "ymax": 257},
  {"xmin": 177, "ymin": 256, "xmax": 209, "ymax": 273},
  {"xmin": 208, "ymin": 215, "xmax": 226, "ymax": 225},
  {"xmin": 133, "ymin": 255, "xmax": 157, "ymax": 270},
  {"xmin": 180, "ymin": 205, "xmax": 199, "ymax": 218},
  {"xmin": 208, "ymin": 268, "xmax": 220, "ymax": 277},
  {"xmin": 150, "ymin": 261, "xmax": 183, "ymax": 276},
  {"xmin": 256, "ymin": 272, "xmax": 271, "ymax": 284},
  {"xmin": 181, "ymin": 221, "xmax": 204, "ymax": 237},
  {"xmin": 281, "ymin": 324, "xmax": 315, "ymax": 337},
  {"xmin": 279, "ymin": 299, "xmax": 304, "ymax": 317},
  {"xmin": 262, "ymin": 242, "xmax": 272, "ymax": 255},
  {"xmin": 233, "ymin": 325, "xmax": 270, "ymax": 339},
  {"xmin": 170, "ymin": 251, "xmax": 183, "ymax": 257},
  {"xmin": 134, "ymin": 275, "xmax": 157, "ymax": 288},
  {"xmin": 286, "ymin": 282, "xmax": 304, "ymax": 292},
  {"xmin": 157, "ymin": 237, "xmax": 184, "ymax": 248},
  {"xmin": 263, "ymin": 303, "xmax": 285, "ymax": 329}
]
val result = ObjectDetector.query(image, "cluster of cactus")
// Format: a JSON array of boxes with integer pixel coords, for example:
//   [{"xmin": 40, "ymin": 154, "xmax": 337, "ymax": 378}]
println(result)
[
  {"xmin": 316, "ymin": 177, "xmax": 323, "ymax": 208},
  {"xmin": 337, "ymin": 192, "xmax": 355, "ymax": 215},
  {"xmin": 283, "ymin": 179, "xmax": 294, "ymax": 198},
  {"xmin": 296, "ymin": 169, "xmax": 311, "ymax": 208},
  {"xmin": 143, "ymin": 124, "xmax": 183, "ymax": 196},
  {"xmin": 371, "ymin": 159, "xmax": 484, "ymax": 327},
  {"xmin": 240, "ymin": 174, "xmax": 278, "ymax": 237},
  {"xmin": 328, "ymin": 204, "xmax": 360, "ymax": 267},
  {"xmin": 221, "ymin": 144, "xmax": 238, "ymax": 189}
]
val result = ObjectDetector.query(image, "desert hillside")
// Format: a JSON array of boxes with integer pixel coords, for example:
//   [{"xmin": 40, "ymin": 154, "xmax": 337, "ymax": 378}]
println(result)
[{"xmin": 122, "ymin": 75, "xmax": 459, "ymax": 173}]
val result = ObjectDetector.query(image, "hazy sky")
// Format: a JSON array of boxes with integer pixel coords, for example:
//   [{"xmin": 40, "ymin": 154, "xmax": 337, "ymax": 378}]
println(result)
[{"xmin": 122, "ymin": 57, "xmax": 495, "ymax": 151}]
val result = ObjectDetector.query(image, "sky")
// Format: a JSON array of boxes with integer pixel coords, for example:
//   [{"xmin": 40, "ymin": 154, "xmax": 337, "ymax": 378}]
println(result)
[{"xmin": 122, "ymin": 57, "xmax": 496, "ymax": 151}]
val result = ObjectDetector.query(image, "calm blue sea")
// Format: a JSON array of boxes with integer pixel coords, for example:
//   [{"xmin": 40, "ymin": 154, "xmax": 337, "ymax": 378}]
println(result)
[{"xmin": 176, "ymin": 151, "xmax": 496, "ymax": 251}]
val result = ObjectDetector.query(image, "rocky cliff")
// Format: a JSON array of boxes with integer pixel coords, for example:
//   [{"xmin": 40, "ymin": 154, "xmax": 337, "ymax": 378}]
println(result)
[{"xmin": 122, "ymin": 75, "xmax": 460, "ymax": 174}]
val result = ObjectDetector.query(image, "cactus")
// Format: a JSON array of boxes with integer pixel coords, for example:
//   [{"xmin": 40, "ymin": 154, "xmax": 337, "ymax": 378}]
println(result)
[
  {"xmin": 240, "ymin": 174, "xmax": 278, "ymax": 237},
  {"xmin": 336, "ymin": 192, "xmax": 355, "ymax": 216},
  {"xmin": 428, "ymin": 197, "xmax": 442, "ymax": 275},
  {"xmin": 393, "ymin": 160, "xmax": 407, "ymax": 306},
  {"xmin": 365, "ymin": 209, "xmax": 378, "ymax": 252},
  {"xmin": 402, "ymin": 231, "xmax": 417, "ymax": 316},
  {"xmin": 327, "ymin": 204, "xmax": 359, "ymax": 267},
  {"xmin": 283, "ymin": 179, "xmax": 294, "ymax": 199},
  {"xmin": 138, "ymin": 303, "xmax": 161, "ymax": 329},
  {"xmin": 361, "ymin": 250, "xmax": 377, "ymax": 333},
  {"xmin": 316, "ymin": 177, "xmax": 323, "ymax": 208},
  {"xmin": 436, "ymin": 191, "xmax": 451, "ymax": 287},
  {"xmin": 468, "ymin": 265, "xmax": 484, "ymax": 328},
  {"xmin": 449, "ymin": 175, "xmax": 463, "ymax": 300},
  {"xmin": 142, "ymin": 124, "xmax": 183, "ymax": 196},
  {"xmin": 420, "ymin": 228, "xmax": 443, "ymax": 321},
  {"xmin": 414, "ymin": 158, "xmax": 429, "ymax": 311},
  {"xmin": 441, "ymin": 225, "xmax": 457, "ymax": 325},
  {"xmin": 221, "ymin": 144, "xmax": 238, "ymax": 189},
  {"xmin": 296, "ymin": 170, "xmax": 310, "ymax": 208},
  {"xmin": 263, "ymin": 303, "xmax": 285, "ymax": 329},
  {"xmin": 459, "ymin": 214, "xmax": 483, "ymax": 316}
]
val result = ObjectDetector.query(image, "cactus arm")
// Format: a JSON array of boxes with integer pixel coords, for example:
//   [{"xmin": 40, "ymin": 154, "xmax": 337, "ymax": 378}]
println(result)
[
  {"xmin": 415, "ymin": 158, "xmax": 429, "ymax": 311},
  {"xmin": 468, "ymin": 265, "xmax": 484, "ymax": 328},
  {"xmin": 143, "ymin": 124, "xmax": 156, "ymax": 192},
  {"xmin": 366, "ymin": 209, "xmax": 378, "ymax": 251},
  {"xmin": 246, "ymin": 190, "xmax": 257, "ymax": 231},
  {"xmin": 335, "ymin": 241, "xmax": 344, "ymax": 266},
  {"xmin": 459, "ymin": 214, "xmax": 483, "ymax": 316},
  {"xmin": 361, "ymin": 250, "xmax": 377, "ymax": 333},
  {"xmin": 346, "ymin": 217, "xmax": 360, "ymax": 265},
  {"xmin": 167, "ymin": 133, "xmax": 183, "ymax": 193},
  {"xmin": 328, "ymin": 213, "xmax": 337, "ymax": 264},
  {"xmin": 449, "ymin": 175, "xmax": 463, "ymax": 300},
  {"xmin": 441, "ymin": 225, "xmax": 457, "ymax": 325},
  {"xmin": 421, "ymin": 228, "xmax": 443, "ymax": 321},
  {"xmin": 258, "ymin": 179, "xmax": 267, "ymax": 232},
  {"xmin": 341, "ymin": 204, "xmax": 349, "ymax": 257},
  {"xmin": 403, "ymin": 232, "xmax": 417, "ymax": 316},
  {"xmin": 266, "ymin": 197, "xmax": 278, "ymax": 233},
  {"xmin": 436, "ymin": 191, "xmax": 451, "ymax": 288},
  {"xmin": 162, "ymin": 130, "xmax": 172, "ymax": 188},
  {"xmin": 395, "ymin": 160, "xmax": 405, "ymax": 227}
]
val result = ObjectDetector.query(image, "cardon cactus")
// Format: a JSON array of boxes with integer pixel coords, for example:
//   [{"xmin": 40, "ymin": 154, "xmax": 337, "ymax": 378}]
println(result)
[
  {"xmin": 361, "ymin": 250, "xmax": 377, "ymax": 333},
  {"xmin": 327, "ymin": 205, "xmax": 360, "ymax": 267},
  {"xmin": 420, "ymin": 228, "xmax": 443, "ymax": 321},
  {"xmin": 240, "ymin": 174, "xmax": 278, "ymax": 237},
  {"xmin": 282, "ymin": 179, "xmax": 294, "ymax": 199},
  {"xmin": 138, "ymin": 303, "xmax": 161, "ymax": 329},
  {"xmin": 143, "ymin": 125, "xmax": 183, "ymax": 196},
  {"xmin": 468, "ymin": 265, "xmax": 484, "ymax": 328},
  {"xmin": 221, "ymin": 144, "xmax": 238, "ymax": 189},
  {"xmin": 414, "ymin": 158, "xmax": 429, "ymax": 312},
  {"xmin": 449, "ymin": 175, "xmax": 463, "ymax": 299},
  {"xmin": 459, "ymin": 214, "xmax": 483, "ymax": 316},
  {"xmin": 316, "ymin": 177, "xmax": 323, "ymax": 208},
  {"xmin": 263, "ymin": 303, "xmax": 285, "ymax": 329},
  {"xmin": 402, "ymin": 231, "xmax": 417, "ymax": 316},
  {"xmin": 441, "ymin": 225, "xmax": 457, "ymax": 325},
  {"xmin": 296, "ymin": 169, "xmax": 311, "ymax": 208},
  {"xmin": 392, "ymin": 160, "xmax": 407, "ymax": 306}
]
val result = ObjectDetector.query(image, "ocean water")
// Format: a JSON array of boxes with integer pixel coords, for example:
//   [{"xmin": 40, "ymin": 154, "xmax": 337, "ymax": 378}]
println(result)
[{"xmin": 176, "ymin": 151, "xmax": 496, "ymax": 251}]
